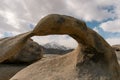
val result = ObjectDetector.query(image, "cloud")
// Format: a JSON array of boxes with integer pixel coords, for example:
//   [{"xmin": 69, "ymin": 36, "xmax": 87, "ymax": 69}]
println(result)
[
  {"xmin": 0, "ymin": 10, "xmax": 20, "ymax": 29},
  {"xmin": 0, "ymin": 0, "xmax": 119, "ymax": 31},
  {"xmin": 99, "ymin": 19, "xmax": 120, "ymax": 32},
  {"xmin": 66, "ymin": 0, "xmax": 116, "ymax": 21},
  {"xmin": 0, "ymin": 0, "xmax": 120, "ymax": 47},
  {"xmin": 106, "ymin": 38, "xmax": 120, "ymax": 45},
  {"xmin": 93, "ymin": 27, "xmax": 99, "ymax": 33},
  {"xmin": 0, "ymin": 0, "xmax": 70, "ymax": 35},
  {"xmin": 0, "ymin": 33, "xmax": 3, "ymax": 38}
]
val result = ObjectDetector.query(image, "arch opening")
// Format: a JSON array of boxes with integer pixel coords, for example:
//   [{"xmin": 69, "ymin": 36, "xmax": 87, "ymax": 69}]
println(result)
[{"xmin": 32, "ymin": 34, "xmax": 78, "ymax": 55}]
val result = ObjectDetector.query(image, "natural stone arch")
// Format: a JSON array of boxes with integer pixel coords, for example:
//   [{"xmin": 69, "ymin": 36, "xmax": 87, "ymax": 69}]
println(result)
[
  {"xmin": 32, "ymin": 14, "xmax": 120, "ymax": 79},
  {"xmin": 0, "ymin": 14, "xmax": 119, "ymax": 80}
]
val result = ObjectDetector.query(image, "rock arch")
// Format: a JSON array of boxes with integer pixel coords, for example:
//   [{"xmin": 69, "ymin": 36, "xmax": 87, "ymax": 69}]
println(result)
[{"xmin": 0, "ymin": 14, "xmax": 119, "ymax": 80}]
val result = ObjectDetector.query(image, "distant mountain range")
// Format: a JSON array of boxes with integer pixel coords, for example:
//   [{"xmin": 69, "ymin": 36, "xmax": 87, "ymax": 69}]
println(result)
[
  {"xmin": 43, "ymin": 42, "xmax": 73, "ymax": 55},
  {"xmin": 43, "ymin": 42, "xmax": 71, "ymax": 50}
]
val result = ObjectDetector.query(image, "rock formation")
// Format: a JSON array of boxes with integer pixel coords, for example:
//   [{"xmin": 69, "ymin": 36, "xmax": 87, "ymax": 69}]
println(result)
[
  {"xmin": 0, "ymin": 14, "xmax": 119, "ymax": 80},
  {"xmin": 0, "ymin": 38, "xmax": 43, "ymax": 80},
  {"xmin": 0, "ymin": 63, "xmax": 28, "ymax": 80},
  {"xmin": 112, "ymin": 45, "xmax": 120, "ymax": 64},
  {"xmin": 2, "ymin": 38, "xmax": 43, "ymax": 63},
  {"xmin": 112, "ymin": 45, "xmax": 120, "ymax": 51},
  {"xmin": 0, "ymin": 32, "xmax": 33, "ymax": 62}
]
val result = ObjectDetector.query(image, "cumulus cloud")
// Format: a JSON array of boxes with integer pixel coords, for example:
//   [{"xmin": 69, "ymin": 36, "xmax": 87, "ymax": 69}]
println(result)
[
  {"xmin": 66, "ymin": 0, "xmax": 116, "ymax": 21},
  {"xmin": 99, "ymin": 0, "xmax": 120, "ymax": 33},
  {"xmin": 0, "ymin": 10, "xmax": 20, "ymax": 29},
  {"xmin": 99, "ymin": 19, "xmax": 120, "ymax": 32}
]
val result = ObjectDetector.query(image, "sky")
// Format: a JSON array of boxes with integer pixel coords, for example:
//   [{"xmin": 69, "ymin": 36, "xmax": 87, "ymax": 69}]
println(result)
[{"xmin": 0, "ymin": 0, "xmax": 120, "ymax": 48}]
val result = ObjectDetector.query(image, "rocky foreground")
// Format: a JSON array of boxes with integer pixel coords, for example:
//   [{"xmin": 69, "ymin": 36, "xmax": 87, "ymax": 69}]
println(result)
[
  {"xmin": 0, "ymin": 38, "xmax": 72, "ymax": 80},
  {"xmin": 0, "ymin": 14, "xmax": 120, "ymax": 80},
  {"xmin": 0, "ymin": 39, "xmax": 119, "ymax": 80}
]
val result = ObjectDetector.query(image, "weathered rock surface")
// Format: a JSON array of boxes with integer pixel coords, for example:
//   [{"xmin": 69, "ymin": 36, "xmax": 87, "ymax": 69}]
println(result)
[
  {"xmin": 0, "ymin": 38, "xmax": 43, "ymax": 80},
  {"xmin": 112, "ymin": 45, "xmax": 120, "ymax": 51},
  {"xmin": 112, "ymin": 45, "xmax": 120, "ymax": 64},
  {"xmin": 0, "ymin": 63, "xmax": 28, "ymax": 80},
  {"xmin": 0, "ymin": 14, "xmax": 119, "ymax": 80},
  {"xmin": 0, "ymin": 31, "xmax": 33, "ymax": 62},
  {"xmin": 3, "ymin": 38, "xmax": 43, "ymax": 63}
]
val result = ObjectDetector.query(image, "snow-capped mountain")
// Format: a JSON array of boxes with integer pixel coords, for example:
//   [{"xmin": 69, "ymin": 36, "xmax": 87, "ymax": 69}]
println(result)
[
  {"xmin": 43, "ymin": 42, "xmax": 73, "ymax": 55},
  {"xmin": 43, "ymin": 42, "xmax": 70, "ymax": 50}
]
